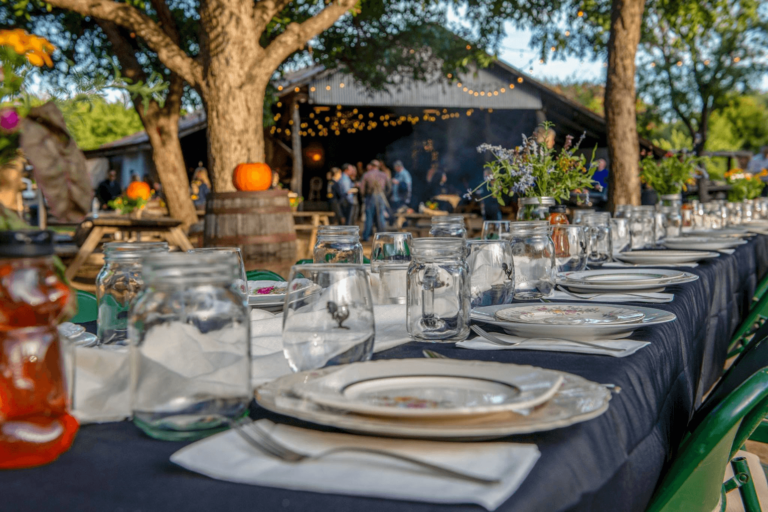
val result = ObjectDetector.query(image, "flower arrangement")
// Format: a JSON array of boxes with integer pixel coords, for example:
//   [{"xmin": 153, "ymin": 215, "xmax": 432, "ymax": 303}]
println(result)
[
  {"xmin": 288, "ymin": 194, "xmax": 303, "ymax": 211},
  {"xmin": 468, "ymin": 122, "xmax": 598, "ymax": 205},
  {"xmin": 639, "ymin": 151, "xmax": 704, "ymax": 196},
  {"xmin": 725, "ymin": 168, "xmax": 767, "ymax": 202}
]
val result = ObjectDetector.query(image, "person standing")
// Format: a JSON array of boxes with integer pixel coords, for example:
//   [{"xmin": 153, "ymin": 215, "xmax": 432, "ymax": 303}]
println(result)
[
  {"xmin": 190, "ymin": 167, "xmax": 211, "ymax": 209},
  {"xmin": 96, "ymin": 169, "xmax": 122, "ymax": 210},
  {"xmin": 360, "ymin": 161, "xmax": 391, "ymax": 241},
  {"xmin": 326, "ymin": 167, "xmax": 346, "ymax": 224},
  {"xmin": 390, "ymin": 160, "xmax": 412, "ymax": 212},
  {"xmin": 339, "ymin": 163, "xmax": 358, "ymax": 225}
]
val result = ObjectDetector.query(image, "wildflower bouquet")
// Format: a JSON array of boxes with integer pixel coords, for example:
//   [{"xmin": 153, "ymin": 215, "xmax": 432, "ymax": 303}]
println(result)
[
  {"xmin": 469, "ymin": 122, "xmax": 598, "ymax": 206},
  {"xmin": 108, "ymin": 195, "xmax": 150, "ymax": 215},
  {"xmin": 639, "ymin": 152, "xmax": 704, "ymax": 195},
  {"xmin": 725, "ymin": 169, "xmax": 766, "ymax": 202}
]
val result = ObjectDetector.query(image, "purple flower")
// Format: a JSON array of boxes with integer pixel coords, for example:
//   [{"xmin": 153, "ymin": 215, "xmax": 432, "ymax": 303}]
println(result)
[{"xmin": 0, "ymin": 109, "xmax": 20, "ymax": 132}]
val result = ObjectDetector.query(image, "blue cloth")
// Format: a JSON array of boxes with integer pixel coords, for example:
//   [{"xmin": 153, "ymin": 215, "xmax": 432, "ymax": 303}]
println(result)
[
  {"xmin": 390, "ymin": 169, "xmax": 412, "ymax": 204},
  {"xmin": 592, "ymin": 167, "xmax": 609, "ymax": 190},
  {"xmin": 4, "ymin": 236, "xmax": 768, "ymax": 512},
  {"xmin": 362, "ymin": 194, "xmax": 386, "ymax": 241},
  {"xmin": 339, "ymin": 173, "xmax": 355, "ymax": 203}
]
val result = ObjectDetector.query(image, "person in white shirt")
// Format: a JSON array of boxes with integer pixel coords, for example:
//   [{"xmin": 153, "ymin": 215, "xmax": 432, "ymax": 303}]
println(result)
[{"xmin": 747, "ymin": 146, "xmax": 768, "ymax": 174}]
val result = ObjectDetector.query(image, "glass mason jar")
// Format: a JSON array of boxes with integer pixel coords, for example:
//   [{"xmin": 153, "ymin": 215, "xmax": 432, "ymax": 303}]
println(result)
[
  {"xmin": 430, "ymin": 215, "xmax": 467, "ymax": 238},
  {"xmin": 96, "ymin": 242, "xmax": 169, "ymax": 346},
  {"xmin": 548, "ymin": 204, "xmax": 569, "ymax": 225},
  {"xmin": 517, "ymin": 197, "xmax": 555, "ymax": 221},
  {"xmin": 508, "ymin": 221, "xmax": 556, "ymax": 300},
  {"xmin": 660, "ymin": 205, "xmax": 682, "ymax": 238},
  {"xmin": 753, "ymin": 198, "xmax": 767, "ymax": 220},
  {"xmin": 129, "ymin": 252, "xmax": 251, "ymax": 441},
  {"xmin": 704, "ymin": 202, "xmax": 724, "ymax": 229},
  {"xmin": 372, "ymin": 263, "xmax": 409, "ymax": 305},
  {"xmin": 629, "ymin": 206, "xmax": 656, "ymax": 249},
  {"xmin": 659, "ymin": 194, "xmax": 683, "ymax": 210},
  {"xmin": 313, "ymin": 225, "xmax": 363, "ymax": 263},
  {"xmin": 610, "ymin": 217, "xmax": 631, "ymax": 255},
  {"xmin": 406, "ymin": 238, "xmax": 470, "ymax": 342},
  {"xmin": 466, "ymin": 239, "xmax": 515, "ymax": 308},
  {"xmin": 726, "ymin": 202, "xmax": 743, "ymax": 226},
  {"xmin": 572, "ymin": 208, "xmax": 596, "ymax": 224},
  {"xmin": 614, "ymin": 205, "xmax": 632, "ymax": 219},
  {"xmin": 581, "ymin": 213, "xmax": 613, "ymax": 266},
  {"xmin": 742, "ymin": 200, "xmax": 755, "ymax": 223}
]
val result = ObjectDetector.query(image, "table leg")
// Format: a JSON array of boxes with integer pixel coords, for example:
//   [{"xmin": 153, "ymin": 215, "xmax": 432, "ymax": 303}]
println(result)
[
  {"xmin": 167, "ymin": 227, "xmax": 194, "ymax": 252},
  {"xmin": 307, "ymin": 214, "xmax": 320, "ymax": 259},
  {"xmin": 64, "ymin": 226, "xmax": 106, "ymax": 282}
]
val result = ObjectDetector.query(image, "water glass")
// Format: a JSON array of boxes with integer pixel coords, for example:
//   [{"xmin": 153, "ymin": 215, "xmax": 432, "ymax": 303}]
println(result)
[
  {"xmin": 614, "ymin": 205, "xmax": 632, "ymax": 218},
  {"xmin": 482, "ymin": 220, "xmax": 511, "ymax": 240},
  {"xmin": 726, "ymin": 202, "xmax": 743, "ymax": 226},
  {"xmin": 517, "ymin": 197, "xmax": 555, "ymax": 221},
  {"xmin": 282, "ymin": 264, "xmax": 374, "ymax": 371},
  {"xmin": 551, "ymin": 225, "xmax": 588, "ymax": 272},
  {"xmin": 371, "ymin": 264, "xmax": 408, "ymax": 305},
  {"xmin": 572, "ymin": 208, "xmax": 596, "ymax": 224},
  {"xmin": 370, "ymin": 232, "xmax": 412, "ymax": 273},
  {"xmin": 610, "ymin": 218, "xmax": 630, "ymax": 255},
  {"xmin": 129, "ymin": 252, "xmax": 251, "ymax": 441},
  {"xmin": 509, "ymin": 221, "xmax": 556, "ymax": 300},
  {"xmin": 466, "ymin": 240, "xmax": 514, "ymax": 307},
  {"xmin": 314, "ymin": 226, "xmax": 364, "ymax": 263},
  {"xmin": 406, "ymin": 238, "xmax": 470, "ymax": 342},
  {"xmin": 189, "ymin": 247, "xmax": 247, "ymax": 298},
  {"xmin": 582, "ymin": 213, "xmax": 613, "ymax": 265},
  {"xmin": 430, "ymin": 215, "xmax": 467, "ymax": 238},
  {"xmin": 629, "ymin": 206, "xmax": 655, "ymax": 249},
  {"xmin": 660, "ymin": 206, "xmax": 682, "ymax": 238}
]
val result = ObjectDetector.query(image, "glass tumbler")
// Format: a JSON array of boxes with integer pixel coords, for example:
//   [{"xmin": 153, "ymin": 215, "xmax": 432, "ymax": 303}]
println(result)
[
  {"xmin": 582, "ymin": 213, "xmax": 613, "ymax": 266},
  {"xmin": 629, "ymin": 207, "xmax": 656, "ymax": 249},
  {"xmin": 370, "ymin": 232, "xmax": 412, "ymax": 273},
  {"xmin": 660, "ymin": 206, "xmax": 682, "ymax": 238},
  {"xmin": 551, "ymin": 225, "xmax": 588, "ymax": 272},
  {"xmin": 406, "ymin": 238, "xmax": 470, "ymax": 342},
  {"xmin": 189, "ymin": 247, "xmax": 247, "ymax": 298},
  {"xmin": 430, "ymin": 215, "xmax": 467, "ymax": 238},
  {"xmin": 466, "ymin": 240, "xmax": 515, "ymax": 307},
  {"xmin": 283, "ymin": 264, "xmax": 375, "ymax": 371},
  {"xmin": 129, "ymin": 252, "xmax": 251, "ymax": 441},
  {"xmin": 572, "ymin": 208, "xmax": 596, "ymax": 224},
  {"xmin": 482, "ymin": 220, "xmax": 511, "ymax": 240},
  {"xmin": 508, "ymin": 221, "xmax": 556, "ymax": 300},
  {"xmin": 313, "ymin": 226, "xmax": 364, "ymax": 263},
  {"xmin": 610, "ymin": 218, "xmax": 631, "ymax": 255},
  {"xmin": 96, "ymin": 241, "xmax": 169, "ymax": 345},
  {"xmin": 372, "ymin": 263, "xmax": 409, "ymax": 305}
]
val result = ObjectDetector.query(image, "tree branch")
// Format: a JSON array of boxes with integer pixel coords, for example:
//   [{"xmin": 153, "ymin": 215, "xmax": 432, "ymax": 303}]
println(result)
[
  {"xmin": 253, "ymin": 0, "xmax": 294, "ymax": 32},
  {"xmin": 261, "ymin": 0, "xmax": 357, "ymax": 73},
  {"xmin": 149, "ymin": 0, "xmax": 181, "ymax": 45},
  {"xmin": 47, "ymin": 0, "xmax": 203, "ymax": 90}
]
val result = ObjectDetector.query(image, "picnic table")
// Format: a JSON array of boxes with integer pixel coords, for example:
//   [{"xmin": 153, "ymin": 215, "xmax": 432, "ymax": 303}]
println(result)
[{"xmin": 292, "ymin": 211, "xmax": 334, "ymax": 257}]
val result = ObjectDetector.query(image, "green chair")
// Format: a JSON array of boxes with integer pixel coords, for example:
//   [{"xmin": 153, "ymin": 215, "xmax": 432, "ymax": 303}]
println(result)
[
  {"xmin": 70, "ymin": 290, "xmax": 97, "ymax": 324},
  {"xmin": 295, "ymin": 257, "xmax": 370, "ymax": 265},
  {"xmin": 728, "ymin": 290, "xmax": 768, "ymax": 357},
  {"xmin": 646, "ymin": 369, "xmax": 768, "ymax": 512},
  {"xmin": 245, "ymin": 269, "xmax": 285, "ymax": 282}
]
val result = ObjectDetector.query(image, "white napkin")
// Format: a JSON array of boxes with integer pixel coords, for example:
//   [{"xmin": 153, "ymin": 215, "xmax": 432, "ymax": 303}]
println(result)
[
  {"xmin": 71, "ymin": 345, "xmax": 131, "ymax": 424},
  {"xmin": 547, "ymin": 290, "xmax": 674, "ymax": 303},
  {"xmin": 171, "ymin": 420, "xmax": 540, "ymax": 511},
  {"xmin": 604, "ymin": 261, "xmax": 699, "ymax": 269},
  {"xmin": 458, "ymin": 333, "xmax": 649, "ymax": 358},
  {"xmin": 718, "ymin": 248, "xmax": 736, "ymax": 255},
  {"xmin": 251, "ymin": 304, "xmax": 412, "ymax": 387}
]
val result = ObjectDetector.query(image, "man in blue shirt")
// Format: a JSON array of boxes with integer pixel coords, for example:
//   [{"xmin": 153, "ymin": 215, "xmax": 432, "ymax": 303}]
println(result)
[
  {"xmin": 338, "ymin": 163, "xmax": 358, "ymax": 225},
  {"xmin": 390, "ymin": 160, "xmax": 412, "ymax": 211}
]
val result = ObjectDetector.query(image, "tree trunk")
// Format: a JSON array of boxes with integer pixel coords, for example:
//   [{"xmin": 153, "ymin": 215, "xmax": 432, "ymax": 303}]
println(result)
[
  {"xmin": 605, "ymin": 0, "xmax": 646, "ymax": 210},
  {"xmin": 289, "ymin": 99, "xmax": 304, "ymax": 195}
]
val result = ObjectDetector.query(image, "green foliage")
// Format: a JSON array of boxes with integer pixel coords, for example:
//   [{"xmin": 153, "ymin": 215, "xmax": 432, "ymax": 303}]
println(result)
[
  {"xmin": 639, "ymin": 153, "xmax": 703, "ymax": 195},
  {"xmin": 725, "ymin": 169, "xmax": 766, "ymax": 202},
  {"xmin": 108, "ymin": 194, "xmax": 147, "ymax": 215},
  {"xmin": 60, "ymin": 96, "xmax": 143, "ymax": 150},
  {"xmin": 544, "ymin": 78, "xmax": 605, "ymax": 116}
]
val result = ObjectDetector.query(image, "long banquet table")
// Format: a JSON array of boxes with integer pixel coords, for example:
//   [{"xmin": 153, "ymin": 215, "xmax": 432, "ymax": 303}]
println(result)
[{"xmin": 4, "ymin": 235, "xmax": 768, "ymax": 512}]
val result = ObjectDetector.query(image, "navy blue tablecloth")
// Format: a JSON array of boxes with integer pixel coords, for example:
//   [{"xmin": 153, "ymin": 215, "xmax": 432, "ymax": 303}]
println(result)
[{"xmin": 3, "ymin": 236, "xmax": 768, "ymax": 512}]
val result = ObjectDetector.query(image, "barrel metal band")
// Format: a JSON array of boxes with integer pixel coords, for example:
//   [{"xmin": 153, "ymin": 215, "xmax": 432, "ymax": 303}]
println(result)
[
  {"xmin": 206, "ymin": 206, "xmax": 292, "ymax": 215},
  {"xmin": 206, "ymin": 233, "xmax": 297, "ymax": 245}
]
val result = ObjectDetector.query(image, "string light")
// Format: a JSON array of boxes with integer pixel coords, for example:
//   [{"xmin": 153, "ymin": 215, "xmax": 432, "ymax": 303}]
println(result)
[
  {"xmin": 734, "ymin": 57, "xmax": 741, "ymax": 63},
  {"xmin": 577, "ymin": 10, "xmax": 584, "ymax": 16},
  {"xmin": 676, "ymin": 61, "xmax": 683, "ymax": 66},
  {"xmin": 704, "ymin": 59, "xmax": 711, "ymax": 65}
]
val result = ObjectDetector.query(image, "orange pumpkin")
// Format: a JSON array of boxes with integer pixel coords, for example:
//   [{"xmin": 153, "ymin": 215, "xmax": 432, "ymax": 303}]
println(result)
[
  {"xmin": 126, "ymin": 181, "xmax": 151, "ymax": 201},
  {"xmin": 233, "ymin": 162, "xmax": 272, "ymax": 192}
]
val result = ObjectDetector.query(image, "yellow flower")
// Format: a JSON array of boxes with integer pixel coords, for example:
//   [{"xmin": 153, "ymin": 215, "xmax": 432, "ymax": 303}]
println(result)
[{"xmin": 759, "ymin": 169, "xmax": 768, "ymax": 178}]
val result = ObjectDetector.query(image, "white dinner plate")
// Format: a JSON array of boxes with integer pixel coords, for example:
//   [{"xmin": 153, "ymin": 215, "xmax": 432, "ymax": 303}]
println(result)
[
  {"xmin": 557, "ymin": 268, "xmax": 697, "ymax": 292},
  {"xmin": 561, "ymin": 270, "xmax": 679, "ymax": 285},
  {"xmin": 291, "ymin": 359, "xmax": 564, "ymax": 418},
  {"xmin": 494, "ymin": 304, "xmax": 644, "ymax": 326},
  {"xmin": 686, "ymin": 228, "xmax": 751, "ymax": 238},
  {"xmin": 248, "ymin": 279, "xmax": 312, "ymax": 306},
  {"xmin": 256, "ymin": 360, "xmax": 611, "ymax": 440},
  {"xmin": 662, "ymin": 237, "xmax": 747, "ymax": 251},
  {"xmin": 615, "ymin": 250, "xmax": 719, "ymax": 265},
  {"xmin": 472, "ymin": 303, "xmax": 676, "ymax": 341}
]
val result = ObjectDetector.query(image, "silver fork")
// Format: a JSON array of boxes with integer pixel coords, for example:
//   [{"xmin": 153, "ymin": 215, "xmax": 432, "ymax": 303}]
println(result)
[
  {"xmin": 231, "ymin": 420, "xmax": 500, "ymax": 485},
  {"xmin": 470, "ymin": 325, "xmax": 626, "ymax": 353}
]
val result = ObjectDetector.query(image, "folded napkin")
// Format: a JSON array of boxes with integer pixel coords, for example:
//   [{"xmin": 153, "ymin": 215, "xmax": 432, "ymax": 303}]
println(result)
[
  {"xmin": 604, "ymin": 261, "xmax": 698, "ymax": 269},
  {"xmin": 71, "ymin": 345, "xmax": 131, "ymax": 424},
  {"xmin": 251, "ymin": 304, "xmax": 412, "ymax": 386},
  {"xmin": 718, "ymin": 248, "xmax": 736, "ymax": 255},
  {"xmin": 458, "ymin": 333, "xmax": 649, "ymax": 358},
  {"xmin": 547, "ymin": 290, "xmax": 673, "ymax": 303},
  {"xmin": 171, "ymin": 420, "xmax": 540, "ymax": 511}
]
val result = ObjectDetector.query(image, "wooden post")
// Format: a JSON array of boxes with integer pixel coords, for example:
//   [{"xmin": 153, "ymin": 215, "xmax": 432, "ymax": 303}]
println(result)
[{"xmin": 290, "ymin": 95, "xmax": 306, "ymax": 195}]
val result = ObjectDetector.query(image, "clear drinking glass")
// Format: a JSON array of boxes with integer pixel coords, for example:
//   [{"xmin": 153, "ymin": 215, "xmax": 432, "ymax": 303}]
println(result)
[
  {"xmin": 96, "ymin": 241, "xmax": 169, "ymax": 345},
  {"xmin": 517, "ymin": 197, "xmax": 556, "ymax": 221},
  {"xmin": 430, "ymin": 215, "xmax": 467, "ymax": 238},
  {"xmin": 610, "ymin": 218, "xmax": 631, "ymax": 255},
  {"xmin": 551, "ymin": 225, "xmax": 588, "ymax": 272},
  {"xmin": 370, "ymin": 232, "xmax": 412, "ymax": 273},
  {"xmin": 743, "ymin": 200, "xmax": 755, "ymax": 223},
  {"xmin": 313, "ymin": 226, "xmax": 364, "ymax": 263},
  {"xmin": 509, "ymin": 221, "xmax": 556, "ymax": 299},
  {"xmin": 482, "ymin": 220, "xmax": 511, "ymax": 240},
  {"xmin": 629, "ymin": 206, "xmax": 656, "ymax": 249},
  {"xmin": 660, "ymin": 206, "xmax": 682, "ymax": 238},
  {"xmin": 572, "ymin": 208, "xmax": 596, "ymax": 224},
  {"xmin": 372, "ymin": 264, "xmax": 409, "ymax": 305},
  {"xmin": 726, "ymin": 202, "xmax": 743, "ymax": 226},
  {"xmin": 582, "ymin": 213, "xmax": 613, "ymax": 265},
  {"xmin": 129, "ymin": 252, "xmax": 251, "ymax": 441},
  {"xmin": 614, "ymin": 205, "xmax": 632, "ymax": 219},
  {"xmin": 282, "ymin": 264, "xmax": 374, "ymax": 372},
  {"xmin": 188, "ymin": 247, "xmax": 247, "ymax": 298},
  {"xmin": 406, "ymin": 238, "xmax": 470, "ymax": 342},
  {"xmin": 466, "ymin": 240, "xmax": 515, "ymax": 307}
]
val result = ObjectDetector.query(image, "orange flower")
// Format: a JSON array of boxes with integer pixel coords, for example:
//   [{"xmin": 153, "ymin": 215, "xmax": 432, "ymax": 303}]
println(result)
[{"xmin": 0, "ymin": 29, "xmax": 55, "ymax": 67}]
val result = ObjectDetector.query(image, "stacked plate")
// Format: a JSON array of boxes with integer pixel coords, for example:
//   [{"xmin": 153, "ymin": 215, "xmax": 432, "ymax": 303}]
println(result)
[
  {"xmin": 558, "ymin": 268, "xmax": 699, "ymax": 293},
  {"xmin": 256, "ymin": 358, "xmax": 612, "ymax": 439},
  {"xmin": 662, "ymin": 236, "xmax": 747, "ymax": 251},
  {"xmin": 248, "ymin": 278, "xmax": 313, "ymax": 311},
  {"xmin": 615, "ymin": 250, "xmax": 719, "ymax": 265},
  {"xmin": 472, "ymin": 303, "xmax": 676, "ymax": 341},
  {"xmin": 686, "ymin": 228, "xmax": 751, "ymax": 238}
]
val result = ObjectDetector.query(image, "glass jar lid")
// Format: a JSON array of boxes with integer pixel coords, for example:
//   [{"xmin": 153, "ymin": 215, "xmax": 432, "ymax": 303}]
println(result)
[
  {"xmin": 431, "ymin": 214, "xmax": 465, "ymax": 225},
  {"xmin": 519, "ymin": 197, "xmax": 555, "ymax": 206},
  {"xmin": 411, "ymin": 238, "xmax": 465, "ymax": 260},
  {"xmin": 142, "ymin": 252, "xmax": 237, "ymax": 286},
  {"xmin": 318, "ymin": 225, "xmax": 359, "ymax": 236},
  {"xmin": 509, "ymin": 221, "xmax": 550, "ymax": 235},
  {"xmin": 103, "ymin": 241, "xmax": 169, "ymax": 262}
]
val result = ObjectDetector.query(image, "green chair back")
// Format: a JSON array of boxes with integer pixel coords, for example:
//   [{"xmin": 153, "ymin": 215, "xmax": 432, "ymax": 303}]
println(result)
[
  {"xmin": 71, "ymin": 290, "xmax": 98, "ymax": 324},
  {"xmin": 646, "ymin": 369, "xmax": 768, "ymax": 512},
  {"xmin": 729, "ymin": 290, "xmax": 768, "ymax": 357},
  {"xmin": 295, "ymin": 257, "xmax": 370, "ymax": 265},
  {"xmin": 753, "ymin": 272, "xmax": 768, "ymax": 309},
  {"xmin": 245, "ymin": 269, "xmax": 285, "ymax": 282}
]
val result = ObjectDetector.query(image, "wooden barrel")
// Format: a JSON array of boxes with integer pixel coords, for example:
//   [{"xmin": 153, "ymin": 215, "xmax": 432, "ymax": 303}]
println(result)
[{"xmin": 203, "ymin": 190, "xmax": 297, "ymax": 264}]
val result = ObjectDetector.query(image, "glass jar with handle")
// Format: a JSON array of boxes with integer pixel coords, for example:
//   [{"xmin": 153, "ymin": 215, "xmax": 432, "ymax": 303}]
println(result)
[
  {"xmin": 581, "ymin": 213, "xmax": 613, "ymax": 266},
  {"xmin": 313, "ymin": 225, "xmax": 364, "ymax": 263},
  {"xmin": 430, "ymin": 215, "xmax": 467, "ymax": 238},
  {"xmin": 466, "ymin": 239, "xmax": 515, "ymax": 307},
  {"xmin": 508, "ymin": 221, "xmax": 556, "ymax": 299}
]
